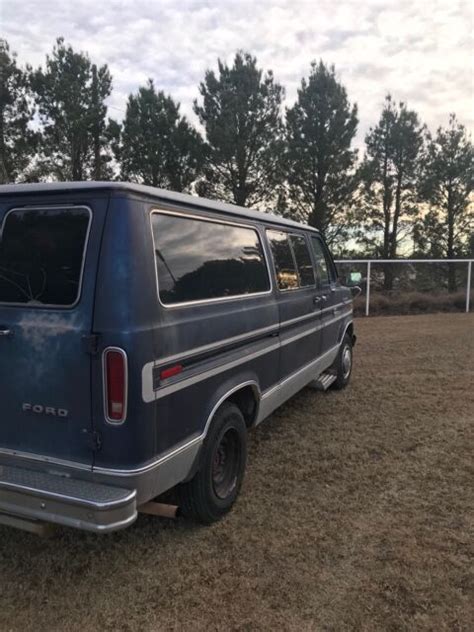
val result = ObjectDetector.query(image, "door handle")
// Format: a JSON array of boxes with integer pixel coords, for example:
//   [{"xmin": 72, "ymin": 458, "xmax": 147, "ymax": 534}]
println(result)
[
  {"xmin": 313, "ymin": 295, "xmax": 328, "ymax": 305},
  {"xmin": 0, "ymin": 328, "xmax": 13, "ymax": 338}
]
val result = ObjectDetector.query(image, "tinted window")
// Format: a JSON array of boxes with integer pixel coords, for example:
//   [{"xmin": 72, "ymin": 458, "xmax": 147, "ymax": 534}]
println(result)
[
  {"xmin": 289, "ymin": 235, "xmax": 315, "ymax": 287},
  {"xmin": 0, "ymin": 207, "xmax": 91, "ymax": 306},
  {"xmin": 152, "ymin": 213, "xmax": 270, "ymax": 305},
  {"xmin": 267, "ymin": 230, "xmax": 298, "ymax": 290},
  {"xmin": 310, "ymin": 235, "xmax": 333, "ymax": 285}
]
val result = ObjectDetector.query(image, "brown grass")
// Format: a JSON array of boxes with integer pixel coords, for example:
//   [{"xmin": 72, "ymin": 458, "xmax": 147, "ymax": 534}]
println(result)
[{"xmin": 1, "ymin": 313, "xmax": 473, "ymax": 631}]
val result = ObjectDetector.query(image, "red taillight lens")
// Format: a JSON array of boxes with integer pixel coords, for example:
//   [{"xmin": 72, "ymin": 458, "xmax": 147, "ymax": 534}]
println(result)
[{"xmin": 104, "ymin": 349, "xmax": 127, "ymax": 423}]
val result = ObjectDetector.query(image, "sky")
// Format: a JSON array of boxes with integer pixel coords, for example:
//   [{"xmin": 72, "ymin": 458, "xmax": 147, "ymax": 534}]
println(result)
[{"xmin": 2, "ymin": 0, "xmax": 473, "ymax": 149}]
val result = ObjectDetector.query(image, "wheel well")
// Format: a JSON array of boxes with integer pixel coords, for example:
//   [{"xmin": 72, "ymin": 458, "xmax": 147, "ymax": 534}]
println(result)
[
  {"xmin": 345, "ymin": 322, "xmax": 354, "ymax": 340},
  {"xmin": 227, "ymin": 385, "xmax": 259, "ymax": 428}
]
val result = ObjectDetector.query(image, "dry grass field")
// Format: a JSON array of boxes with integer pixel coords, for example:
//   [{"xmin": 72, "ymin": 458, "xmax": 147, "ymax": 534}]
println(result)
[{"xmin": 0, "ymin": 313, "xmax": 473, "ymax": 631}]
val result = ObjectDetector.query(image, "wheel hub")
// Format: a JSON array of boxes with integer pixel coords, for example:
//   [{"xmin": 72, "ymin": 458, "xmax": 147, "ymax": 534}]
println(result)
[
  {"xmin": 342, "ymin": 345, "xmax": 352, "ymax": 379},
  {"xmin": 211, "ymin": 429, "xmax": 240, "ymax": 500}
]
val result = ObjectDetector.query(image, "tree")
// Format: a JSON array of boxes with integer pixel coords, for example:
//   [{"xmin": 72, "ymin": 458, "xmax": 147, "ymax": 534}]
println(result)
[
  {"xmin": 195, "ymin": 51, "xmax": 284, "ymax": 207},
  {"xmin": 0, "ymin": 39, "xmax": 37, "ymax": 183},
  {"xmin": 358, "ymin": 96, "xmax": 424, "ymax": 289},
  {"xmin": 284, "ymin": 61, "xmax": 358, "ymax": 246},
  {"xmin": 32, "ymin": 38, "xmax": 113, "ymax": 180},
  {"xmin": 416, "ymin": 115, "xmax": 473, "ymax": 290},
  {"xmin": 118, "ymin": 80, "xmax": 203, "ymax": 191}
]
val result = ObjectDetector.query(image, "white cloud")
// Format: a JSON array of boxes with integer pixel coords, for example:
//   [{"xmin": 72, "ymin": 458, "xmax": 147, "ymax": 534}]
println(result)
[{"xmin": 3, "ymin": 0, "xmax": 473, "ymax": 146}]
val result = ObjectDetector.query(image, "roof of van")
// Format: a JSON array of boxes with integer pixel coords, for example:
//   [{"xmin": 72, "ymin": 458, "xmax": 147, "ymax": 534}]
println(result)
[{"xmin": 0, "ymin": 181, "xmax": 318, "ymax": 232}]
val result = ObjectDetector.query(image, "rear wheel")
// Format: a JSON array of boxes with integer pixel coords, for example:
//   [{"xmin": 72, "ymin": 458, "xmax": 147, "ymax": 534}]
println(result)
[
  {"xmin": 333, "ymin": 333, "xmax": 353, "ymax": 390},
  {"xmin": 177, "ymin": 402, "xmax": 247, "ymax": 524}
]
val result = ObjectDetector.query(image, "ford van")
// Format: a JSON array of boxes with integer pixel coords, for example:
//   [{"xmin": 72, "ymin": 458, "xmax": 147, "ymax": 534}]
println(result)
[{"xmin": 0, "ymin": 182, "xmax": 355, "ymax": 533}]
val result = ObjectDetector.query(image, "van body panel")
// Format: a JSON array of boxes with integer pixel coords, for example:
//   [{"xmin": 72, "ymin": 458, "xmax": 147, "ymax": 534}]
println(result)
[
  {"xmin": 0, "ymin": 194, "xmax": 108, "ymax": 466},
  {"xmin": 277, "ymin": 289, "xmax": 322, "ymax": 379},
  {"xmin": 91, "ymin": 196, "xmax": 159, "ymax": 469}
]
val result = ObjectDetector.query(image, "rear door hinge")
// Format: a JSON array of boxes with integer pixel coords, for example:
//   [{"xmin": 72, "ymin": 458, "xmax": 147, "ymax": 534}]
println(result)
[
  {"xmin": 82, "ymin": 428, "xmax": 102, "ymax": 452},
  {"xmin": 82, "ymin": 334, "xmax": 100, "ymax": 355}
]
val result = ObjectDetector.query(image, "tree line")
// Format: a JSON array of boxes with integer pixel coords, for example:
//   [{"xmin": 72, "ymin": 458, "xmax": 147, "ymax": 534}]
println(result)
[{"xmin": 1, "ymin": 37, "xmax": 473, "ymax": 287}]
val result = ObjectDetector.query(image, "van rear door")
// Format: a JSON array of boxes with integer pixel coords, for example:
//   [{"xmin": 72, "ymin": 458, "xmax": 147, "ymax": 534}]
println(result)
[{"xmin": 0, "ymin": 201, "xmax": 106, "ymax": 466}]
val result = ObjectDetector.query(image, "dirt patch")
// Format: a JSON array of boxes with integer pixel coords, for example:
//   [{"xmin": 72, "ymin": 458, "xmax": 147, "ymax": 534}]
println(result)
[{"xmin": 0, "ymin": 313, "xmax": 473, "ymax": 631}]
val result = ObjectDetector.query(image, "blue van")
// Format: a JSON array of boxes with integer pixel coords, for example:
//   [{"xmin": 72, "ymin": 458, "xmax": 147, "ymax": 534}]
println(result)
[{"xmin": 0, "ymin": 182, "xmax": 355, "ymax": 533}]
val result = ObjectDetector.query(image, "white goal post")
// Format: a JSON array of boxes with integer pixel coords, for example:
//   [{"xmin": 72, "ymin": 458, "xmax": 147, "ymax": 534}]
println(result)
[{"xmin": 334, "ymin": 259, "xmax": 473, "ymax": 316}]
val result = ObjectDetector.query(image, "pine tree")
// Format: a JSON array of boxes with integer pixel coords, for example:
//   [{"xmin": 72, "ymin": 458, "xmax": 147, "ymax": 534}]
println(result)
[
  {"xmin": 284, "ymin": 61, "xmax": 358, "ymax": 245},
  {"xmin": 417, "ymin": 114, "xmax": 473, "ymax": 290},
  {"xmin": 0, "ymin": 39, "xmax": 37, "ymax": 183},
  {"xmin": 118, "ymin": 79, "xmax": 203, "ymax": 191},
  {"xmin": 358, "ymin": 96, "xmax": 424, "ymax": 289},
  {"xmin": 32, "ymin": 38, "xmax": 113, "ymax": 180},
  {"xmin": 195, "ymin": 52, "xmax": 284, "ymax": 207}
]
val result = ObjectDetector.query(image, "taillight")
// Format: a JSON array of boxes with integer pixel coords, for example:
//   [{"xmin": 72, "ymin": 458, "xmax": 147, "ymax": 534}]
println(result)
[{"xmin": 103, "ymin": 348, "xmax": 128, "ymax": 423}]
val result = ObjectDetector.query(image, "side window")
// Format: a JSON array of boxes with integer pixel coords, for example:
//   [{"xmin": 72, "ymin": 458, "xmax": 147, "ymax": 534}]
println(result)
[
  {"xmin": 310, "ymin": 235, "xmax": 334, "ymax": 286},
  {"xmin": 289, "ymin": 235, "xmax": 315, "ymax": 287},
  {"xmin": 267, "ymin": 230, "xmax": 298, "ymax": 290},
  {"xmin": 151, "ymin": 213, "xmax": 270, "ymax": 305}
]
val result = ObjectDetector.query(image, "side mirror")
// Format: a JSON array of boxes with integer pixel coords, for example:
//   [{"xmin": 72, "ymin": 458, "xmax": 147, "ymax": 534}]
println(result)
[{"xmin": 350, "ymin": 285, "xmax": 362, "ymax": 298}]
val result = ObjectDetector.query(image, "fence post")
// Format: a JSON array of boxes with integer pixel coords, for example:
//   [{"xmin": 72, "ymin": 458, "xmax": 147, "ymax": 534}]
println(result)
[
  {"xmin": 466, "ymin": 261, "xmax": 472, "ymax": 313},
  {"xmin": 366, "ymin": 261, "xmax": 371, "ymax": 316}
]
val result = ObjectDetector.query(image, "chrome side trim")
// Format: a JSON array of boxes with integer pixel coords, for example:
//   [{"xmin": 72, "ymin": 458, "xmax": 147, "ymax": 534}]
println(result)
[
  {"xmin": 150, "ymin": 208, "xmax": 274, "ymax": 309},
  {"xmin": 340, "ymin": 320, "xmax": 354, "ymax": 343},
  {"xmin": 152, "ymin": 301, "xmax": 348, "ymax": 369},
  {"xmin": 142, "ymin": 361, "xmax": 157, "ymax": 404},
  {"xmin": 0, "ymin": 447, "xmax": 92, "ymax": 471},
  {"xmin": 0, "ymin": 205, "xmax": 93, "ymax": 309},
  {"xmin": 102, "ymin": 346, "xmax": 129, "ymax": 425},
  {"xmin": 281, "ymin": 309, "xmax": 351, "ymax": 347},
  {"xmin": 96, "ymin": 381, "xmax": 259, "ymax": 478},
  {"xmin": 279, "ymin": 311, "xmax": 316, "ymax": 328},
  {"xmin": 155, "ymin": 322, "xmax": 279, "ymax": 367},
  {"xmin": 157, "ymin": 342, "xmax": 279, "ymax": 400},
  {"xmin": 203, "ymin": 380, "xmax": 260, "ymax": 436},
  {"xmin": 142, "ymin": 308, "xmax": 352, "ymax": 403},
  {"xmin": 142, "ymin": 339, "xmax": 280, "ymax": 403},
  {"xmin": 93, "ymin": 433, "xmax": 203, "ymax": 476},
  {"xmin": 256, "ymin": 342, "xmax": 340, "ymax": 425}
]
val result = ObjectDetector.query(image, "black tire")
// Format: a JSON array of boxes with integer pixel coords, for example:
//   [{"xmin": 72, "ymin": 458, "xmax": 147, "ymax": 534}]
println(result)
[
  {"xmin": 177, "ymin": 402, "xmax": 247, "ymax": 524},
  {"xmin": 333, "ymin": 333, "xmax": 353, "ymax": 390}
]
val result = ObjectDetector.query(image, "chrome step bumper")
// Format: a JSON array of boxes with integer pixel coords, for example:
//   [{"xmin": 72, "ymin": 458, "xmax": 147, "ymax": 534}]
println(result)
[
  {"xmin": 309, "ymin": 372, "xmax": 337, "ymax": 391},
  {"xmin": 0, "ymin": 464, "xmax": 137, "ymax": 533}
]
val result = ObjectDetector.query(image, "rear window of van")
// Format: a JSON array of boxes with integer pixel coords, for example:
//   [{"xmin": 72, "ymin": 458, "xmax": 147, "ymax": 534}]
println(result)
[
  {"xmin": 0, "ymin": 207, "xmax": 91, "ymax": 306},
  {"xmin": 151, "ymin": 212, "xmax": 270, "ymax": 305}
]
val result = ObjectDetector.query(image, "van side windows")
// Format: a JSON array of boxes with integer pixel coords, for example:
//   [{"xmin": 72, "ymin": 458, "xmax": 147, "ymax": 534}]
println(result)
[
  {"xmin": 289, "ymin": 235, "xmax": 315, "ymax": 287},
  {"xmin": 151, "ymin": 212, "xmax": 270, "ymax": 305},
  {"xmin": 266, "ymin": 230, "xmax": 298, "ymax": 290},
  {"xmin": 267, "ymin": 230, "xmax": 315, "ymax": 290},
  {"xmin": 310, "ymin": 235, "xmax": 335, "ymax": 286}
]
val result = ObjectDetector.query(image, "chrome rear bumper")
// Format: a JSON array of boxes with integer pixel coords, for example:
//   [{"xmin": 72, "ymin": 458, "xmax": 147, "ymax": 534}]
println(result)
[{"xmin": 0, "ymin": 464, "xmax": 137, "ymax": 533}]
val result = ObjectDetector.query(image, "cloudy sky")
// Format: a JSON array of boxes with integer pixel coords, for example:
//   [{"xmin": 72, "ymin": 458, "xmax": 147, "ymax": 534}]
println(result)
[{"xmin": 3, "ymin": 0, "xmax": 473, "ymax": 147}]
